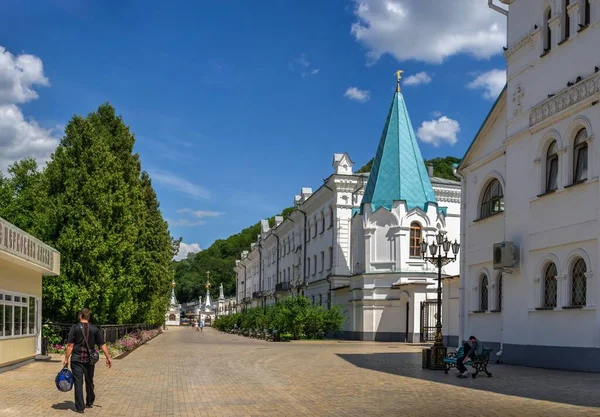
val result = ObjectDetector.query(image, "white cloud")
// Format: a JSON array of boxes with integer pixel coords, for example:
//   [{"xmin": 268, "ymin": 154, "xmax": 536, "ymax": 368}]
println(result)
[
  {"xmin": 467, "ymin": 69, "xmax": 506, "ymax": 100},
  {"xmin": 150, "ymin": 170, "xmax": 211, "ymax": 199},
  {"xmin": 0, "ymin": 106, "xmax": 60, "ymax": 172},
  {"xmin": 350, "ymin": 0, "xmax": 506, "ymax": 64},
  {"xmin": 404, "ymin": 71, "xmax": 432, "ymax": 86},
  {"xmin": 173, "ymin": 242, "xmax": 202, "ymax": 261},
  {"xmin": 290, "ymin": 53, "xmax": 320, "ymax": 77},
  {"xmin": 0, "ymin": 45, "xmax": 58, "ymax": 172},
  {"xmin": 0, "ymin": 46, "xmax": 50, "ymax": 105},
  {"xmin": 344, "ymin": 87, "xmax": 371, "ymax": 103},
  {"xmin": 431, "ymin": 110, "xmax": 442, "ymax": 118},
  {"xmin": 177, "ymin": 209, "xmax": 223, "ymax": 218},
  {"xmin": 417, "ymin": 116, "xmax": 460, "ymax": 147}
]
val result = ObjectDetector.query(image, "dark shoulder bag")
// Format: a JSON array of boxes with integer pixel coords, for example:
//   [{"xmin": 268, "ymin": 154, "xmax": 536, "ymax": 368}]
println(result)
[{"xmin": 80, "ymin": 324, "xmax": 100, "ymax": 365}]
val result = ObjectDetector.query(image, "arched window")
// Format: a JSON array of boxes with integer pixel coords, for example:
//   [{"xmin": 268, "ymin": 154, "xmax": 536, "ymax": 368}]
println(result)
[
  {"xmin": 564, "ymin": 0, "xmax": 570, "ymax": 40},
  {"xmin": 544, "ymin": 262, "xmax": 558, "ymax": 308},
  {"xmin": 313, "ymin": 217, "xmax": 318, "ymax": 238},
  {"xmin": 545, "ymin": 8, "xmax": 552, "ymax": 51},
  {"xmin": 480, "ymin": 179, "xmax": 504, "ymax": 219},
  {"xmin": 480, "ymin": 275, "xmax": 489, "ymax": 311},
  {"xmin": 287, "ymin": 267, "xmax": 291, "ymax": 282},
  {"xmin": 328, "ymin": 246, "xmax": 333, "ymax": 270},
  {"xmin": 320, "ymin": 251, "xmax": 325, "ymax": 272},
  {"xmin": 169, "ymin": 314, "xmax": 176, "ymax": 321},
  {"xmin": 313, "ymin": 255, "xmax": 317, "ymax": 274},
  {"xmin": 497, "ymin": 273, "xmax": 503, "ymax": 311},
  {"xmin": 306, "ymin": 257, "xmax": 310, "ymax": 278},
  {"xmin": 571, "ymin": 258, "xmax": 587, "ymax": 306},
  {"xmin": 409, "ymin": 222, "xmax": 422, "ymax": 257},
  {"xmin": 546, "ymin": 141, "xmax": 559, "ymax": 192},
  {"xmin": 329, "ymin": 206, "xmax": 334, "ymax": 228},
  {"xmin": 321, "ymin": 211, "xmax": 325, "ymax": 233},
  {"xmin": 573, "ymin": 128, "xmax": 588, "ymax": 183}
]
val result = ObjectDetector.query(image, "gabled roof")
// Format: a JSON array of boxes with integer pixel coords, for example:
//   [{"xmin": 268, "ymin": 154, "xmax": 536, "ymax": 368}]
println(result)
[
  {"xmin": 458, "ymin": 84, "xmax": 507, "ymax": 172},
  {"xmin": 360, "ymin": 91, "xmax": 436, "ymax": 214}
]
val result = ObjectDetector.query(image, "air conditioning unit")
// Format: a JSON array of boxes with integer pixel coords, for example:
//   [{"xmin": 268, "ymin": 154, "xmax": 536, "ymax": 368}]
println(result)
[{"xmin": 493, "ymin": 242, "xmax": 519, "ymax": 270}]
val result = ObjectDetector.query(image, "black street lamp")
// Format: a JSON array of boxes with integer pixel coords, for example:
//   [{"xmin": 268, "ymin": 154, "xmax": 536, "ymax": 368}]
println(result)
[{"xmin": 420, "ymin": 230, "xmax": 460, "ymax": 370}]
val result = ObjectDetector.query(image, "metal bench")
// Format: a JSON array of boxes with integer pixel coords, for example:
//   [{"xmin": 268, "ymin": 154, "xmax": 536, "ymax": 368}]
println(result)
[{"xmin": 444, "ymin": 346, "xmax": 493, "ymax": 378}]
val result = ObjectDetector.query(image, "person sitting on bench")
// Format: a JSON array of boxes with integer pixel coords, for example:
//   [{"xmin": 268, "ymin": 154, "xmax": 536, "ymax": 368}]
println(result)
[{"xmin": 457, "ymin": 336, "xmax": 483, "ymax": 378}]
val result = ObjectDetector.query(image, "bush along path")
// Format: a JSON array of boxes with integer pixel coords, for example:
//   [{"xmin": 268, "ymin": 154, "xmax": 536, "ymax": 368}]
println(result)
[{"xmin": 213, "ymin": 296, "xmax": 343, "ymax": 341}]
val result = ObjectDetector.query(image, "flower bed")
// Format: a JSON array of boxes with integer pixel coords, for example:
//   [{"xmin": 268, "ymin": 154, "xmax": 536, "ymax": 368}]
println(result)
[{"xmin": 48, "ymin": 328, "xmax": 163, "ymax": 359}]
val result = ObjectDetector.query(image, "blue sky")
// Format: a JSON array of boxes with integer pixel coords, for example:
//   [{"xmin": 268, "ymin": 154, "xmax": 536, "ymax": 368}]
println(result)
[{"xmin": 0, "ymin": 0, "xmax": 507, "ymax": 259}]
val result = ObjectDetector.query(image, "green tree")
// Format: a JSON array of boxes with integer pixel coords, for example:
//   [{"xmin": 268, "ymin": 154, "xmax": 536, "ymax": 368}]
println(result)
[
  {"xmin": 0, "ymin": 158, "xmax": 45, "ymax": 233},
  {"xmin": 356, "ymin": 156, "xmax": 461, "ymax": 180},
  {"xmin": 39, "ymin": 103, "xmax": 175, "ymax": 325}
]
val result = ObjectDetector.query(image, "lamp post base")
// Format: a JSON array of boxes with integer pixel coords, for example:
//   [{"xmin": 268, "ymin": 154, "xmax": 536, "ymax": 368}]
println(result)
[{"xmin": 424, "ymin": 344, "xmax": 447, "ymax": 370}]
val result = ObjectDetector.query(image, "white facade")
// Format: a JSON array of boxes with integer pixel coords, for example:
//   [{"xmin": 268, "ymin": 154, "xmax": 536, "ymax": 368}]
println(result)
[
  {"xmin": 458, "ymin": 0, "xmax": 600, "ymax": 371},
  {"xmin": 234, "ymin": 87, "xmax": 463, "ymax": 343}
]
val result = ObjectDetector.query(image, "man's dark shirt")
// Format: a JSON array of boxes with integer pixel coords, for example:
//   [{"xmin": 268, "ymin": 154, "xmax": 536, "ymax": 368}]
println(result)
[{"xmin": 67, "ymin": 323, "xmax": 104, "ymax": 364}]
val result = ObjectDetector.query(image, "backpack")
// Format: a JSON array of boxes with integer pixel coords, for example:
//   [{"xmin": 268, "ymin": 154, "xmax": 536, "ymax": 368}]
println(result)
[{"xmin": 55, "ymin": 367, "xmax": 74, "ymax": 392}]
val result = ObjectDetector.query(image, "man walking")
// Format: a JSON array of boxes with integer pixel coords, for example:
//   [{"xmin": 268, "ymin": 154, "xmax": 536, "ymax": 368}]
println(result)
[
  {"xmin": 63, "ymin": 308, "xmax": 112, "ymax": 414},
  {"xmin": 456, "ymin": 335, "xmax": 483, "ymax": 378}
]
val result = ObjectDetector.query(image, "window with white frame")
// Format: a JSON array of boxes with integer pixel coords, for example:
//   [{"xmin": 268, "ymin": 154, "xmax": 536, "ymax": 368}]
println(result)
[
  {"xmin": 328, "ymin": 246, "xmax": 333, "ymax": 271},
  {"xmin": 320, "ymin": 251, "xmax": 325, "ymax": 272},
  {"xmin": 583, "ymin": 0, "xmax": 591, "ymax": 26},
  {"xmin": 479, "ymin": 275, "xmax": 489, "ymax": 311},
  {"xmin": 479, "ymin": 179, "xmax": 504, "ymax": 219},
  {"xmin": 571, "ymin": 257, "xmax": 587, "ymax": 306},
  {"xmin": 564, "ymin": 0, "xmax": 570, "ymax": 40},
  {"xmin": 573, "ymin": 128, "xmax": 588, "ymax": 183},
  {"xmin": 321, "ymin": 211, "xmax": 325, "ymax": 234},
  {"xmin": 329, "ymin": 206, "xmax": 334, "ymax": 228},
  {"xmin": 0, "ymin": 291, "xmax": 37, "ymax": 338},
  {"xmin": 546, "ymin": 140, "xmax": 559, "ymax": 192},
  {"xmin": 543, "ymin": 262, "xmax": 558, "ymax": 308},
  {"xmin": 313, "ymin": 255, "xmax": 317, "ymax": 275}
]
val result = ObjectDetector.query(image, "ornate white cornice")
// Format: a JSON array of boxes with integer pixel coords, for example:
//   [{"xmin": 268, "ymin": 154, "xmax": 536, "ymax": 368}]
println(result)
[
  {"xmin": 504, "ymin": 33, "xmax": 533, "ymax": 60},
  {"xmin": 433, "ymin": 187, "xmax": 461, "ymax": 204},
  {"xmin": 529, "ymin": 72, "xmax": 600, "ymax": 128}
]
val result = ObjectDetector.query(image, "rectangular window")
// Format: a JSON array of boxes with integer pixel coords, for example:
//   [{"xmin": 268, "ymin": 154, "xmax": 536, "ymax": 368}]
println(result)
[
  {"xmin": 320, "ymin": 251, "xmax": 325, "ymax": 272},
  {"xmin": 14, "ymin": 306, "xmax": 21, "ymax": 336},
  {"xmin": 5, "ymin": 305, "xmax": 13, "ymax": 336},
  {"xmin": 29, "ymin": 297, "xmax": 35, "ymax": 335},
  {"xmin": 0, "ymin": 305, "xmax": 4, "ymax": 337}
]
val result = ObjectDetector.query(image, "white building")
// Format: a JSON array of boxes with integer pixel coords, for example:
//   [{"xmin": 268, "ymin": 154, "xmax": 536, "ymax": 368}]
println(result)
[
  {"xmin": 234, "ymin": 79, "xmax": 462, "ymax": 343},
  {"xmin": 457, "ymin": 0, "xmax": 599, "ymax": 371},
  {"xmin": 165, "ymin": 279, "xmax": 181, "ymax": 326}
]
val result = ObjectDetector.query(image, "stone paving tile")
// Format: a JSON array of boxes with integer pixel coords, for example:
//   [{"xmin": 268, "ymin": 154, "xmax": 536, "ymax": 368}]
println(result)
[{"xmin": 1, "ymin": 327, "xmax": 600, "ymax": 416}]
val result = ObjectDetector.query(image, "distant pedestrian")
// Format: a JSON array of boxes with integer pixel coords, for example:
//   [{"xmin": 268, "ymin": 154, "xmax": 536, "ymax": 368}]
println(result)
[
  {"xmin": 63, "ymin": 308, "xmax": 112, "ymax": 414},
  {"xmin": 200, "ymin": 320, "xmax": 204, "ymax": 332},
  {"xmin": 456, "ymin": 335, "xmax": 483, "ymax": 378}
]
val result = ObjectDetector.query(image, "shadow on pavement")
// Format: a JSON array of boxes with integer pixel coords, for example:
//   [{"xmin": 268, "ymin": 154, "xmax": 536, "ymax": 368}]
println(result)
[
  {"xmin": 337, "ymin": 352, "xmax": 600, "ymax": 408},
  {"xmin": 51, "ymin": 400, "xmax": 74, "ymax": 410}
]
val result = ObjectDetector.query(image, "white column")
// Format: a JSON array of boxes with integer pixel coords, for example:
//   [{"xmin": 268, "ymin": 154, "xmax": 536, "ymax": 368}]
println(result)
[
  {"xmin": 556, "ymin": 274, "xmax": 567, "ymax": 307},
  {"xmin": 533, "ymin": 276, "xmax": 542, "ymax": 308}
]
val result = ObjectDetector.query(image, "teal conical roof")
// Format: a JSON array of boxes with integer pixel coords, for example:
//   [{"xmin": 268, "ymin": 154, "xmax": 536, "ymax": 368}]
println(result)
[{"xmin": 361, "ymin": 91, "xmax": 436, "ymax": 214}]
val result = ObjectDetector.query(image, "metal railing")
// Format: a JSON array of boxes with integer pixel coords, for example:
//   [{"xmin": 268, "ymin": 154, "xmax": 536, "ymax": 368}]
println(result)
[
  {"xmin": 44, "ymin": 323, "xmax": 159, "ymax": 345},
  {"xmin": 275, "ymin": 282, "xmax": 291, "ymax": 292}
]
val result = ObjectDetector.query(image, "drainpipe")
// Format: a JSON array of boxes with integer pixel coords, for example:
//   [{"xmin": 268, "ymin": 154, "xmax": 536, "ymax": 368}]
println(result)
[
  {"xmin": 297, "ymin": 208, "xmax": 308, "ymax": 296},
  {"xmin": 453, "ymin": 167, "xmax": 467, "ymax": 346},
  {"xmin": 488, "ymin": 0, "xmax": 508, "ymax": 16}
]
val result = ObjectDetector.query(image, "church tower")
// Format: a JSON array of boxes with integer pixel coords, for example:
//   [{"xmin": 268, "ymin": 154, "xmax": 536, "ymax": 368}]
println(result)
[{"xmin": 347, "ymin": 73, "xmax": 453, "ymax": 342}]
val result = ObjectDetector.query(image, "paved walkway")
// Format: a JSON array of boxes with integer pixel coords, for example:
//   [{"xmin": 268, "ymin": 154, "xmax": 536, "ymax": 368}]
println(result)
[{"xmin": 1, "ymin": 327, "xmax": 600, "ymax": 416}]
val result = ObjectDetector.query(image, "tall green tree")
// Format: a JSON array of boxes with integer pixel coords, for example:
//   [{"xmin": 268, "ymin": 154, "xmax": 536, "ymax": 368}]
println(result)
[{"xmin": 39, "ymin": 103, "xmax": 175, "ymax": 325}]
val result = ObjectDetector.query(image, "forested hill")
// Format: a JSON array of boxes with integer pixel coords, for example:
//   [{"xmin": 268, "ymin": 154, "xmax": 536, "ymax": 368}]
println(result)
[
  {"xmin": 357, "ymin": 156, "xmax": 461, "ymax": 180},
  {"xmin": 172, "ymin": 156, "xmax": 461, "ymax": 303}
]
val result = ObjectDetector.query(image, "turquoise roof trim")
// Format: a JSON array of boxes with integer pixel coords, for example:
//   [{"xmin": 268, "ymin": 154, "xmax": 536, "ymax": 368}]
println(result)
[
  {"xmin": 360, "ymin": 92, "xmax": 437, "ymax": 214},
  {"xmin": 437, "ymin": 207, "xmax": 448, "ymax": 217}
]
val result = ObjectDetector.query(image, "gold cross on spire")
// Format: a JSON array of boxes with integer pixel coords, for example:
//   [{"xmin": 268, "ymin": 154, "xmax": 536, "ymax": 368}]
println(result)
[
  {"xmin": 206, "ymin": 271, "xmax": 211, "ymax": 289},
  {"xmin": 395, "ymin": 70, "xmax": 404, "ymax": 92}
]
